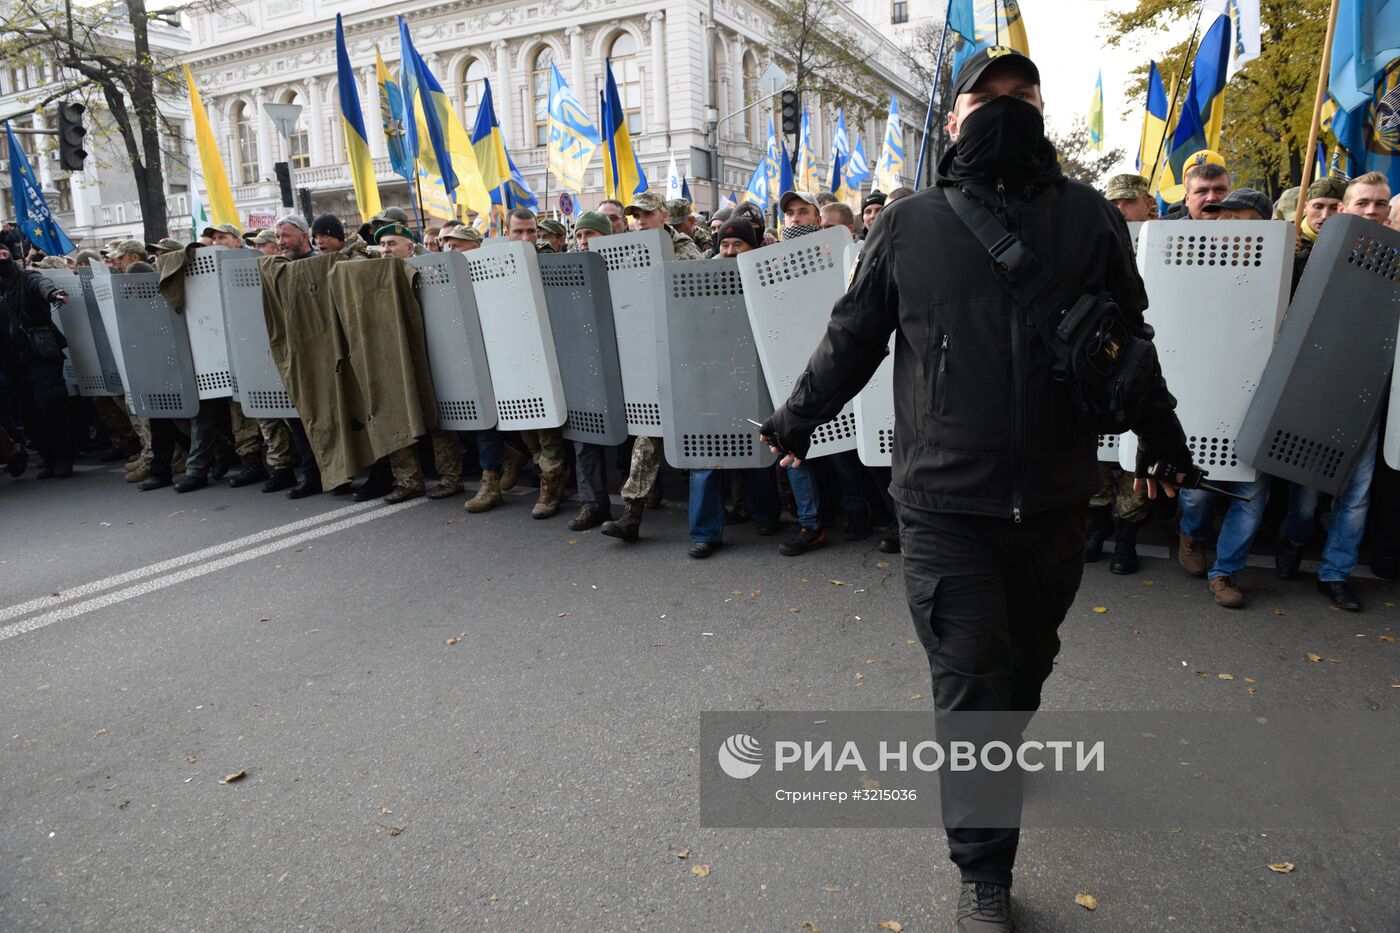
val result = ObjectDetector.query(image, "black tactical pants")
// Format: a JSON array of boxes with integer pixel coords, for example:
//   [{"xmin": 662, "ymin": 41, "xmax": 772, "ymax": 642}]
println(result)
[
  {"xmin": 898, "ymin": 502, "xmax": 1086, "ymax": 888},
  {"xmin": 3, "ymin": 360, "xmax": 72, "ymax": 466}
]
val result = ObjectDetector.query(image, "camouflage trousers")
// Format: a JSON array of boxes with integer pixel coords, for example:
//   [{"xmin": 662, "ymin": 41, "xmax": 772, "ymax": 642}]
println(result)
[
  {"xmin": 228, "ymin": 400, "xmax": 295, "ymax": 469},
  {"xmin": 1089, "ymin": 463, "xmax": 1150, "ymax": 523},
  {"xmin": 620, "ymin": 436, "xmax": 663, "ymax": 500},
  {"xmin": 519, "ymin": 428, "xmax": 567, "ymax": 474},
  {"xmin": 93, "ymin": 395, "xmax": 136, "ymax": 445},
  {"xmin": 389, "ymin": 429, "xmax": 462, "ymax": 490},
  {"xmin": 132, "ymin": 412, "xmax": 152, "ymax": 468}
]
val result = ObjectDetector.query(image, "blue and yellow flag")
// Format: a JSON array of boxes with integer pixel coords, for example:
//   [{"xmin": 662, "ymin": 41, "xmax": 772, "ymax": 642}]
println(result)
[
  {"xmin": 6, "ymin": 123, "xmax": 75, "ymax": 255},
  {"xmin": 1088, "ymin": 70, "xmax": 1105, "ymax": 153},
  {"xmin": 546, "ymin": 63, "xmax": 600, "ymax": 191},
  {"xmin": 827, "ymin": 109, "xmax": 850, "ymax": 195},
  {"xmin": 796, "ymin": 107, "xmax": 821, "ymax": 192},
  {"xmin": 1136, "ymin": 60, "xmax": 1169, "ymax": 177},
  {"xmin": 601, "ymin": 59, "xmax": 648, "ymax": 201},
  {"xmin": 470, "ymin": 77, "xmax": 512, "ymax": 193},
  {"xmin": 1331, "ymin": 59, "xmax": 1400, "ymax": 194},
  {"xmin": 1330, "ymin": 0, "xmax": 1400, "ymax": 112},
  {"xmin": 846, "ymin": 135, "xmax": 872, "ymax": 189},
  {"xmin": 398, "ymin": 17, "xmax": 456, "ymax": 199},
  {"xmin": 375, "ymin": 46, "xmax": 412, "ymax": 180},
  {"xmin": 335, "ymin": 15, "xmax": 380, "ymax": 221},
  {"xmin": 949, "ymin": 0, "xmax": 1032, "ymax": 83},
  {"xmin": 873, "ymin": 96, "xmax": 904, "ymax": 192},
  {"xmin": 741, "ymin": 158, "xmax": 769, "ymax": 208},
  {"xmin": 778, "ymin": 133, "xmax": 796, "ymax": 201},
  {"xmin": 1158, "ymin": 13, "xmax": 1230, "ymax": 202}
]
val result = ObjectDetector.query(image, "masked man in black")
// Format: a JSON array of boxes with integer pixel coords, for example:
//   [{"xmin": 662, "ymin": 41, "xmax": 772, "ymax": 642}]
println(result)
[
  {"xmin": 762, "ymin": 48, "xmax": 1193, "ymax": 932},
  {"xmin": 0, "ymin": 243, "xmax": 72, "ymax": 477}
]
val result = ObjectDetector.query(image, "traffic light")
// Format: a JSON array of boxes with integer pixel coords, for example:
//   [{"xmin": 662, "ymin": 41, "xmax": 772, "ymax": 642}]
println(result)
[
  {"xmin": 55, "ymin": 101, "xmax": 87, "ymax": 172},
  {"xmin": 274, "ymin": 161, "xmax": 293, "ymax": 207},
  {"xmin": 780, "ymin": 89, "xmax": 799, "ymax": 136}
]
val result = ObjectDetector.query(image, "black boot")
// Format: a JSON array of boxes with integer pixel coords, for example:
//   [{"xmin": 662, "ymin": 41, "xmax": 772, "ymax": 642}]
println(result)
[
  {"xmin": 173, "ymin": 472, "xmax": 208, "ymax": 493},
  {"xmin": 227, "ymin": 453, "xmax": 268, "ymax": 488},
  {"xmin": 137, "ymin": 472, "xmax": 172, "ymax": 491},
  {"xmin": 209, "ymin": 450, "xmax": 235, "ymax": 481},
  {"xmin": 286, "ymin": 472, "xmax": 322, "ymax": 499},
  {"xmin": 262, "ymin": 468, "xmax": 297, "ymax": 493},
  {"xmin": 1084, "ymin": 505, "xmax": 1113, "ymax": 563},
  {"xmin": 352, "ymin": 461, "xmax": 393, "ymax": 502},
  {"xmin": 1109, "ymin": 519, "xmax": 1140, "ymax": 575},
  {"xmin": 843, "ymin": 506, "xmax": 872, "ymax": 542}
]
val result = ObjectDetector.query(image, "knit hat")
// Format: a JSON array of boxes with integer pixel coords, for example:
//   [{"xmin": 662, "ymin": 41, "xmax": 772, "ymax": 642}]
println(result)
[
  {"xmin": 716, "ymin": 219, "xmax": 761, "ymax": 250},
  {"xmin": 574, "ymin": 211, "xmax": 612, "ymax": 237},
  {"xmin": 311, "ymin": 213, "xmax": 346, "ymax": 241}
]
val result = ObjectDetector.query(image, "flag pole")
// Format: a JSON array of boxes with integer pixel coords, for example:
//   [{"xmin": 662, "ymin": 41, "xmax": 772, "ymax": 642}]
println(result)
[
  {"xmin": 408, "ymin": 160, "xmax": 426, "ymax": 237},
  {"xmin": 1146, "ymin": 3, "xmax": 1207, "ymax": 197},
  {"xmin": 1297, "ymin": 0, "xmax": 1343, "ymax": 241},
  {"xmin": 912, "ymin": 11, "xmax": 952, "ymax": 190}
]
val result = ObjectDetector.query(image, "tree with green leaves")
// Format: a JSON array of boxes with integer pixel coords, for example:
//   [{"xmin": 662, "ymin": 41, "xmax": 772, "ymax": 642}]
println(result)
[
  {"xmin": 767, "ymin": 0, "xmax": 890, "ymax": 131},
  {"xmin": 1103, "ymin": 0, "xmax": 1327, "ymax": 197},
  {"xmin": 1050, "ymin": 121, "xmax": 1127, "ymax": 185}
]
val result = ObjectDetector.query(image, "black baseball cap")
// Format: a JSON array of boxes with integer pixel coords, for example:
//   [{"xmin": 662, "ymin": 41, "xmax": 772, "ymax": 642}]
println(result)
[{"xmin": 953, "ymin": 46, "xmax": 1041, "ymax": 98}]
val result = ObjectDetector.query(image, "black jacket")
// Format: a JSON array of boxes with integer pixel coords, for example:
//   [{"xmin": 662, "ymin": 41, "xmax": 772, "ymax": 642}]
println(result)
[
  {"xmin": 769, "ymin": 149, "xmax": 1190, "ymax": 520},
  {"xmin": 0, "ymin": 266, "xmax": 65, "ymax": 366}
]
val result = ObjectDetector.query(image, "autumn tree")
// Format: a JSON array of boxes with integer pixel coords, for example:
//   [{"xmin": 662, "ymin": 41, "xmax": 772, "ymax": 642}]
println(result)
[
  {"xmin": 900, "ymin": 19, "xmax": 956, "ymax": 186},
  {"xmin": 1050, "ymin": 121, "xmax": 1127, "ymax": 185},
  {"xmin": 1104, "ymin": 0, "xmax": 1327, "ymax": 196},
  {"xmin": 768, "ymin": 0, "xmax": 891, "ymax": 131}
]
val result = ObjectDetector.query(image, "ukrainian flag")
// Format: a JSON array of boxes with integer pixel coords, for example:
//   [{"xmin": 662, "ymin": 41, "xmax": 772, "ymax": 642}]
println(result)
[
  {"xmin": 182, "ymin": 64, "xmax": 239, "ymax": 230},
  {"xmin": 1157, "ymin": 13, "xmax": 1230, "ymax": 203},
  {"xmin": 375, "ymin": 46, "xmax": 413, "ymax": 181},
  {"xmin": 741, "ymin": 158, "xmax": 768, "ymax": 208},
  {"xmin": 827, "ymin": 109, "xmax": 850, "ymax": 195},
  {"xmin": 949, "ymin": 0, "xmax": 1031, "ymax": 83},
  {"xmin": 873, "ymin": 95, "xmax": 904, "ymax": 193},
  {"xmin": 1136, "ymin": 61, "xmax": 1169, "ymax": 178},
  {"xmin": 1088, "ymin": 70, "xmax": 1105, "ymax": 153},
  {"xmin": 797, "ymin": 106, "xmax": 821, "ymax": 192},
  {"xmin": 335, "ymin": 14, "xmax": 380, "ymax": 221},
  {"xmin": 601, "ymin": 58, "xmax": 648, "ymax": 201},
  {"xmin": 470, "ymin": 77, "xmax": 512, "ymax": 194}
]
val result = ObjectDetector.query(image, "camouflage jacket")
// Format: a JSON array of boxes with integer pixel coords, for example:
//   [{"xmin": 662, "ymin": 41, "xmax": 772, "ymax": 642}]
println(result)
[{"xmin": 666, "ymin": 224, "xmax": 703, "ymax": 260}]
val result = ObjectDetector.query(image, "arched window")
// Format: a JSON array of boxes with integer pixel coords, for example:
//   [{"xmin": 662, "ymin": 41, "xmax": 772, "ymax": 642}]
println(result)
[
  {"xmin": 284, "ymin": 91, "xmax": 310, "ymax": 169},
  {"xmin": 742, "ymin": 54, "xmax": 758, "ymax": 144},
  {"xmin": 233, "ymin": 102, "xmax": 258, "ymax": 184},
  {"xmin": 459, "ymin": 58, "xmax": 488, "ymax": 125},
  {"xmin": 531, "ymin": 47, "xmax": 556, "ymax": 147},
  {"xmin": 608, "ymin": 33, "xmax": 642, "ymax": 136}
]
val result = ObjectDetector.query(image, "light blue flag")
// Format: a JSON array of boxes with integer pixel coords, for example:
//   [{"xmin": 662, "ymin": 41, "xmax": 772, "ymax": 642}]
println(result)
[
  {"xmin": 827, "ymin": 109, "xmax": 849, "ymax": 191},
  {"xmin": 6, "ymin": 122, "xmax": 75, "ymax": 255},
  {"xmin": 546, "ymin": 62, "xmax": 600, "ymax": 191},
  {"xmin": 1330, "ymin": 0, "xmax": 1400, "ymax": 112},
  {"xmin": 741, "ymin": 160, "xmax": 768, "ymax": 207},
  {"xmin": 846, "ymin": 135, "xmax": 872, "ymax": 188}
]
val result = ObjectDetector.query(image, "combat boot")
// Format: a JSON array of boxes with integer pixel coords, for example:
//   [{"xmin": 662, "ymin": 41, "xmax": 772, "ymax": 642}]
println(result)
[
  {"xmin": 600, "ymin": 498, "xmax": 645, "ymax": 542},
  {"xmin": 174, "ymin": 472, "xmax": 208, "ymax": 494},
  {"xmin": 500, "ymin": 446, "xmax": 527, "ymax": 491},
  {"xmin": 1084, "ymin": 505, "xmax": 1113, "ymax": 562},
  {"xmin": 227, "ymin": 453, "xmax": 268, "ymax": 488},
  {"xmin": 384, "ymin": 482, "xmax": 423, "ymax": 504},
  {"xmin": 1109, "ymin": 520, "xmax": 1139, "ymax": 575},
  {"xmin": 261, "ymin": 468, "xmax": 297, "ymax": 493},
  {"xmin": 426, "ymin": 479, "xmax": 464, "ymax": 500},
  {"xmin": 465, "ymin": 470, "xmax": 503, "ymax": 512},
  {"xmin": 124, "ymin": 462, "xmax": 150, "ymax": 483},
  {"xmin": 532, "ymin": 467, "xmax": 563, "ymax": 519}
]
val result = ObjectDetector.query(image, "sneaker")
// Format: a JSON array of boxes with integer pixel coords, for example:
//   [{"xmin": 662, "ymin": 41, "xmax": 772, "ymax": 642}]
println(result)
[
  {"xmin": 1208, "ymin": 575, "xmax": 1246, "ymax": 609},
  {"xmin": 954, "ymin": 881, "xmax": 1013, "ymax": 932},
  {"xmin": 1275, "ymin": 540, "xmax": 1304, "ymax": 580},
  {"xmin": 779, "ymin": 527, "xmax": 827, "ymax": 556},
  {"xmin": 1178, "ymin": 531, "xmax": 1207, "ymax": 577}
]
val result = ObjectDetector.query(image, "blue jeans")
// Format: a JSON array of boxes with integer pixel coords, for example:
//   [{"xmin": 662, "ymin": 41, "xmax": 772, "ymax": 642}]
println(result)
[
  {"xmin": 1178, "ymin": 474, "xmax": 1272, "ymax": 579},
  {"xmin": 786, "ymin": 462, "xmax": 821, "ymax": 530},
  {"xmin": 689, "ymin": 467, "xmax": 781, "ymax": 543},
  {"xmin": 476, "ymin": 429, "xmax": 503, "ymax": 472},
  {"xmin": 1283, "ymin": 431, "xmax": 1378, "ymax": 582}
]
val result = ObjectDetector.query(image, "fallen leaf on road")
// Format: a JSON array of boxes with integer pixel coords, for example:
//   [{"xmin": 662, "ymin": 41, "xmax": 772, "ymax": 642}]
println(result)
[
  {"xmin": 1384, "ymin": 601, "xmax": 1395, "ymax": 608},
  {"xmin": 830, "ymin": 580, "xmax": 848, "ymax": 587},
  {"xmin": 1193, "ymin": 772, "xmax": 1208, "ymax": 780},
  {"xmin": 1218, "ymin": 673, "xmax": 1234, "ymax": 680},
  {"xmin": 186, "ymin": 756, "xmax": 197, "ymax": 764},
  {"xmin": 822, "ymin": 885, "xmax": 842, "ymax": 893},
  {"xmin": 558, "ymin": 612, "xmax": 569, "ymax": 618},
  {"xmin": 1093, "ymin": 606, "xmax": 1108, "ymax": 614},
  {"xmin": 907, "ymin": 639, "xmax": 918, "ymax": 646},
  {"xmin": 876, "ymin": 922, "xmax": 903, "ymax": 932},
  {"xmin": 1379, "ymin": 635, "xmax": 1397, "ymax": 643},
  {"xmin": 94, "ymin": 728, "xmax": 106, "ymax": 736},
  {"xmin": 751, "ymin": 590, "xmax": 762, "ymax": 598},
  {"xmin": 1194, "ymin": 671, "xmax": 1209, "ymax": 677},
  {"xmin": 1267, "ymin": 862, "xmax": 1295, "ymax": 874},
  {"xmin": 1328, "ymin": 658, "xmax": 1341, "ymax": 664},
  {"xmin": 387, "ymin": 825, "xmax": 404, "ymax": 837},
  {"xmin": 803, "ymin": 923, "xmax": 821, "ymax": 933},
  {"xmin": 789, "ymin": 608, "xmax": 800, "ymax": 614},
  {"xmin": 1248, "ymin": 687, "xmax": 1258, "ymax": 695},
  {"xmin": 1271, "ymin": 609, "xmax": 1286, "ymax": 616},
  {"xmin": 865, "ymin": 658, "xmax": 879, "ymax": 664},
  {"xmin": 1141, "ymin": 579, "xmax": 1154, "ymax": 586},
  {"xmin": 380, "ymin": 805, "xmax": 392, "ymax": 815},
  {"xmin": 691, "ymin": 864, "xmax": 710, "ymax": 877},
  {"xmin": 675, "ymin": 847, "xmax": 690, "ymax": 859},
  {"xmin": 1244, "ymin": 677, "xmax": 1256, "ymax": 684},
  {"xmin": 1075, "ymin": 893, "xmax": 1098, "ymax": 910},
  {"xmin": 1305, "ymin": 652, "xmax": 1323, "ymax": 662},
  {"xmin": 910, "ymin": 694, "xmax": 925, "ymax": 701},
  {"xmin": 876, "ymin": 561, "xmax": 890, "ymax": 569},
  {"xmin": 219, "ymin": 770, "xmax": 247, "ymax": 784},
  {"xmin": 446, "ymin": 637, "xmax": 460, "ymax": 645},
  {"xmin": 854, "ymin": 673, "xmax": 864, "ymax": 685}
]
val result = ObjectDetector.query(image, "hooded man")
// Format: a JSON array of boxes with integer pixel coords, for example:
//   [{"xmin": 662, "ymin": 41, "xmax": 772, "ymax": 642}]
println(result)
[
  {"xmin": 758, "ymin": 47, "xmax": 1193, "ymax": 931},
  {"xmin": 0, "ymin": 243, "xmax": 71, "ymax": 477}
]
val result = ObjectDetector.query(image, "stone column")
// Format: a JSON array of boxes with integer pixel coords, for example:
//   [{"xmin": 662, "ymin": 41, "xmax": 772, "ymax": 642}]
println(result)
[
  {"xmin": 306, "ymin": 77, "xmax": 326, "ymax": 165},
  {"xmin": 646, "ymin": 11, "xmax": 669, "ymax": 135},
  {"xmin": 254, "ymin": 89, "xmax": 274, "ymax": 180},
  {"xmin": 731, "ymin": 38, "xmax": 747, "ymax": 143},
  {"xmin": 567, "ymin": 26, "xmax": 584, "ymax": 93}
]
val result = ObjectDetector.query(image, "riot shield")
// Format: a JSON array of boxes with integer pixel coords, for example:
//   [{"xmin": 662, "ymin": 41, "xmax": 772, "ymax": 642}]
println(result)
[
  {"xmin": 1387, "ymin": 336, "xmax": 1399, "ymax": 470},
  {"xmin": 657, "ymin": 258, "xmax": 777, "ymax": 470},
  {"xmin": 1237, "ymin": 214, "xmax": 1400, "ymax": 494},
  {"xmin": 737, "ymin": 226, "xmax": 859, "ymax": 459},
  {"xmin": 42, "ymin": 269, "xmax": 123, "ymax": 396},
  {"xmin": 216, "ymin": 251, "xmax": 297, "ymax": 418},
  {"xmin": 1099, "ymin": 222, "xmax": 1147, "ymax": 460},
  {"xmin": 1118, "ymin": 220, "xmax": 1292, "ymax": 483},
  {"xmin": 590, "ymin": 229, "xmax": 674, "ymax": 437},
  {"xmin": 408, "ymin": 251, "xmax": 497, "ymax": 431},
  {"xmin": 465, "ymin": 241, "xmax": 566, "ymax": 430},
  {"xmin": 90, "ymin": 264, "xmax": 199, "ymax": 418},
  {"xmin": 184, "ymin": 247, "xmax": 234, "ymax": 399},
  {"xmin": 538, "ymin": 251, "xmax": 627, "ymax": 445}
]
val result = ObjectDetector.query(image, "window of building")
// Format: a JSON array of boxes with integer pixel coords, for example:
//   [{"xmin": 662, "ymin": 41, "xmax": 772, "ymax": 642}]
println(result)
[
  {"xmin": 891, "ymin": 0, "xmax": 908, "ymax": 23},
  {"xmin": 233, "ymin": 102, "xmax": 258, "ymax": 185},
  {"xmin": 531, "ymin": 47, "xmax": 555, "ymax": 147},
  {"xmin": 459, "ymin": 57, "xmax": 488, "ymax": 125},
  {"xmin": 285, "ymin": 92, "xmax": 310, "ymax": 169},
  {"xmin": 608, "ymin": 32, "xmax": 642, "ymax": 136}
]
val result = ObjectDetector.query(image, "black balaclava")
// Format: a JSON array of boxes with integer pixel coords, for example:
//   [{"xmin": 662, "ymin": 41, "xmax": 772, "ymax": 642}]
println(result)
[
  {"xmin": 940, "ymin": 96, "xmax": 1062, "ymax": 188},
  {"xmin": 0, "ymin": 253, "xmax": 17, "ymax": 278}
]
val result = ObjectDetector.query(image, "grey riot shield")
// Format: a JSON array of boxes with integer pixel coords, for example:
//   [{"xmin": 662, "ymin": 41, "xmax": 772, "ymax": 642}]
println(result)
[
  {"xmin": 737, "ymin": 226, "xmax": 859, "ymax": 460},
  {"xmin": 408, "ymin": 251, "xmax": 497, "ymax": 431},
  {"xmin": 465, "ymin": 241, "xmax": 566, "ymax": 430},
  {"xmin": 538, "ymin": 251, "xmax": 627, "ymax": 445},
  {"xmin": 90, "ymin": 264, "xmax": 199, "ymax": 418},
  {"xmin": 183, "ymin": 247, "xmax": 234, "ymax": 399},
  {"xmin": 1099, "ymin": 222, "xmax": 1146, "ymax": 460},
  {"xmin": 657, "ymin": 258, "xmax": 777, "ymax": 470},
  {"xmin": 1116, "ymin": 220, "xmax": 1292, "ymax": 482},
  {"xmin": 590, "ymin": 229, "xmax": 674, "ymax": 437},
  {"xmin": 1388, "ymin": 333, "xmax": 1400, "ymax": 470},
  {"xmin": 45, "ymin": 301, "xmax": 78, "ymax": 396},
  {"xmin": 216, "ymin": 251, "xmax": 297, "ymax": 418},
  {"xmin": 88, "ymin": 265, "xmax": 131, "ymax": 398},
  {"xmin": 43, "ymin": 269, "xmax": 121, "ymax": 396},
  {"xmin": 1236, "ymin": 214, "xmax": 1400, "ymax": 493},
  {"xmin": 847, "ymin": 244, "xmax": 894, "ymax": 467}
]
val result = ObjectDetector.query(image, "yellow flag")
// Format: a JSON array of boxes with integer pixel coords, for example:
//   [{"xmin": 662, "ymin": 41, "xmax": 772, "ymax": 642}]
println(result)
[{"xmin": 182, "ymin": 65, "xmax": 239, "ymax": 230}]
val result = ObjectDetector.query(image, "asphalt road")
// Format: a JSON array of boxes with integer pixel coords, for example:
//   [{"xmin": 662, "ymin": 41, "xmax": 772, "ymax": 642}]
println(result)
[{"xmin": 2, "ymin": 461, "xmax": 1398, "ymax": 932}]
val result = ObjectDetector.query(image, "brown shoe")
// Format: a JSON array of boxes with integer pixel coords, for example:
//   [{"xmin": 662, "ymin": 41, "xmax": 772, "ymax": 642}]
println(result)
[
  {"xmin": 1178, "ymin": 531, "xmax": 1208, "ymax": 577},
  {"xmin": 124, "ymin": 462, "xmax": 151, "ymax": 483},
  {"xmin": 532, "ymin": 467, "xmax": 562, "ymax": 519},
  {"xmin": 1209, "ymin": 575, "xmax": 1246, "ymax": 609},
  {"xmin": 426, "ymin": 480, "xmax": 464, "ymax": 500},
  {"xmin": 464, "ymin": 470, "xmax": 503, "ymax": 512},
  {"xmin": 568, "ymin": 504, "xmax": 611, "ymax": 531},
  {"xmin": 384, "ymin": 483, "xmax": 423, "ymax": 504},
  {"xmin": 600, "ymin": 498, "xmax": 645, "ymax": 542},
  {"xmin": 500, "ymin": 446, "xmax": 527, "ymax": 492}
]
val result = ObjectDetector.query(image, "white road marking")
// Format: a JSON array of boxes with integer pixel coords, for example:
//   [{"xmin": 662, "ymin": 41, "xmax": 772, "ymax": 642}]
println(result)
[
  {"xmin": 0, "ymin": 501, "xmax": 379, "ymax": 624},
  {"xmin": 0, "ymin": 499, "xmax": 427, "ymax": 642}
]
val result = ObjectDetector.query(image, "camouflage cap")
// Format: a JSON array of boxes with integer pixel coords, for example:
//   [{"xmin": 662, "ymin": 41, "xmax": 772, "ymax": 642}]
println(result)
[
  {"xmin": 36, "ymin": 256, "xmax": 68, "ymax": 268},
  {"xmin": 248, "ymin": 228, "xmax": 275, "ymax": 245},
  {"xmin": 664, "ymin": 198, "xmax": 692, "ymax": 224},
  {"xmin": 1273, "ymin": 186, "xmax": 1300, "ymax": 222},
  {"xmin": 202, "ymin": 222, "xmax": 242, "ymax": 239},
  {"xmin": 439, "ymin": 226, "xmax": 483, "ymax": 244},
  {"xmin": 538, "ymin": 219, "xmax": 568, "ymax": 237},
  {"xmin": 111, "ymin": 238, "xmax": 147, "ymax": 257},
  {"xmin": 75, "ymin": 249, "xmax": 103, "ymax": 266},
  {"xmin": 1306, "ymin": 176, "xmax": 1348, "ymax": 202},
  {"xmin": 146, "ymin": 237, "xmax": 184, "ymax": 253},
  {"xmin": 1104, "ymin": 173, "xmax": 1150, "ymax": 201},
  {"xmin": 624, "ymin": 191, "xmax": 667, "ymax": 216}
]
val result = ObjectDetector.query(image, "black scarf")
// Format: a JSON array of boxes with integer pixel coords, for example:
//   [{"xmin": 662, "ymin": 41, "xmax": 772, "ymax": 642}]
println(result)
[{"xmin": 936, "ymin": 96, "xmax": 1063, "ymax": 191}]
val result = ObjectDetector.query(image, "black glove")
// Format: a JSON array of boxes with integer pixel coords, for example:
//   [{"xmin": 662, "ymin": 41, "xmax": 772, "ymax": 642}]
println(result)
[{"xmin": 759, "ymin": 410, "xmax": 813, "ymax": 462}]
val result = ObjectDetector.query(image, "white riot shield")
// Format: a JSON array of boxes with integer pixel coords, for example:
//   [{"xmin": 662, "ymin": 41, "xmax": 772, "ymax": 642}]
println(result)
[
  {"xmin": 183, "ymin": 247, "xmax": 234, "ymax": 399},
  {"xmin": 90, "ymin": 264, "xmax": 199, "ymax": 418},
  {"xmin": 737, "ymin": 227, "xmax": 858, "ymax": 460},
  {"xmin": 89, "ymin": 264, "xmax": 131, "ymax": 408},
  {"xmin": 216, "ymin": 251, "xmax": 297, "ymax": 418},
  {"xmin": 465, "ymin": 241, "xmax": 566, "ymax": 431},
  {"xmin": 538, "ymin": 252, "xmax": 627, "ymax": 445},
  {"xmin": 591, "ymin": 229, "xmax": 674, "ymax": 437},
  {"xmin": 1116, "ymin": 220, "xmax": 1292, "ymax": 483},
  {"xmin": 1238, "ymin": 214, "xmax": 1400, "ymax": 492},
  {"xmin": 1099, "ymin": 222, "xmax": 1147, "ymax": 461},
  {"xmin": 408, "ymin": 251, "xmax": 497, "ymax": 431},
  {"xmin": 42, "ymin": 269, "xmax": 122, "ymax": 397},
  {"xmin": 657, "ymin": 258, "xmax": 777, "ymax": 470}
]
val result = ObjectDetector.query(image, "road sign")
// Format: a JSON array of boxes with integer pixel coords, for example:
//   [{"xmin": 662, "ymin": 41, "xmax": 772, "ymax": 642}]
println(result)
[
  {"xmin": 558, "ymin": 192, "xmax": 575, "ymax": 217},
  {"xmin": 758, "ymin": 63, "xmax": 789, "ymax": 97}
]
